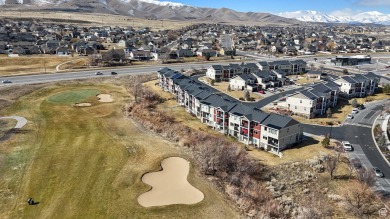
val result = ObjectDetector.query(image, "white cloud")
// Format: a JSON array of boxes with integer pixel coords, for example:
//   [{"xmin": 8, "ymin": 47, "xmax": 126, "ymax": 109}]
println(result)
[{"xmin": 358, "ymin": 0, "xmax": 390, "ymax": 6}]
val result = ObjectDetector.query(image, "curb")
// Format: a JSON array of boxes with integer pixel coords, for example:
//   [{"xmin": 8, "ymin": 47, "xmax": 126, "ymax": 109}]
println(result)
[{"xmin": 371, "ymin": 114, "xmax": 390, "ymax": 166}]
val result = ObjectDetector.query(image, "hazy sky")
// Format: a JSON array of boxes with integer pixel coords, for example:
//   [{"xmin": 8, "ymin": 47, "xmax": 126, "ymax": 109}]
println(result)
[{"xmin": 170, "ymin": 0, "xmax": 390, "ymax": 14}]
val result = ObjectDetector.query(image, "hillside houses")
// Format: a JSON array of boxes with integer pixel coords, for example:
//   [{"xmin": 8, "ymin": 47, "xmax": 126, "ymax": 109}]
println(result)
[{"xmin": 157, "ymin": 67, "xmax": 303, "ymax": 154}]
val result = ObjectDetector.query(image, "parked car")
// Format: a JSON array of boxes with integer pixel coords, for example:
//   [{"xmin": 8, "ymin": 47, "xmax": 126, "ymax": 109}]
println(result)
[
  {"xmin": 358, "ymin": 105, "xmax": 365, "ymax": 110},
  {"xmin": 352, "ymin": 109, "xmax": 359, "ymax": 114},
  {"xmin": 95, "ymin": 72, "xmax": 103, "ymax": 75},
  {"xmin": 111, "ymin": 72, "xmax": 118, "ymax": 75},
  {"xmin": 342, "ymin": 141, "xmax": 353, "ymax": 151},
  {"xmin": 1, "ymin": 80, "xmax": 12, "ymax": 83},
  {"xmin": 373, "ymin": 167, "xmax": 384, "ymax": 178},
  {"xmin": 258, "ymin": 90, "xmax": 265, "ymax": 94},
  {"xmin": 347, "ymin": 114, "xmax": 354, "ymax": 119}
]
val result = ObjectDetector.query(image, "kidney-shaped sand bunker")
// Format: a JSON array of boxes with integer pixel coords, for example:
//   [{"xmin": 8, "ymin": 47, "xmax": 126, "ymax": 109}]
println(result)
[{"xmin": 137, "ymin": 157, "xmax": 204, "ymax": 207}]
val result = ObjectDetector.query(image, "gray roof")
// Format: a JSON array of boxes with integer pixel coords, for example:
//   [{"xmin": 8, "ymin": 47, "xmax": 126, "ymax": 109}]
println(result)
[
  {"xmin": 300, "ymin": 90, "xmax": 318, "ymax": 100},
  {"xmin": 261, "ymin": 114, "xmax": 300, "ymax": 130}
]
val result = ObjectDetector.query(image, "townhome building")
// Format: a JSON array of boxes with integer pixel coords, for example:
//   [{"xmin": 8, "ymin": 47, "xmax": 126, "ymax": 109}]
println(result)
[
  {"xmin": 334, "ymin": 72, "xmax": 379, "ymax": 98},
  {"xmin": 229, "ymin": 74, "xmax": 258, "ymax": 91},
  {"xmin": 286, "ymin": 81, "xmax": 339, "ymax": 118},
  {"xmin": 257, "ymin": 59, "xmax": 307, "ymax": 75},
  {"xmin": 157, "ymin": 68, "xmax": 303, "ymax": 154},
  {"xmin": 206, "ymin": 60, "xmax": 306, "ymax": 81}
]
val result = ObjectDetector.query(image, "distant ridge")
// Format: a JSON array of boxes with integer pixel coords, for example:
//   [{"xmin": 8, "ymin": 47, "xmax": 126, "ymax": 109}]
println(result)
[{"xmin": 0, "ymin": 0, "xmax": 303, "ymax": 25}]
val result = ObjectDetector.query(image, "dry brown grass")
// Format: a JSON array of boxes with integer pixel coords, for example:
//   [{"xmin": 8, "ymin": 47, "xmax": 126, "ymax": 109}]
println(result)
[
  {"xmin": 0, "ymin": 55, "xmax": 87, "ymax": 76},
  {"xmin": 248, "ymin": 137, "xmax": 337, "ymax": 166},
  {"xmin": 291, "ymin": 74, "xmax": 321, "ymax": 85},
  {"xmin": 0, "ymin": 11, "xmax": 195, "ymax": 30}
]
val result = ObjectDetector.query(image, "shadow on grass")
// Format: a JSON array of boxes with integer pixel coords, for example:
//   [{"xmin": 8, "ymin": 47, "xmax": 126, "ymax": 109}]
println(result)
[
  {"xmin": 0, "ymin": 128, "xmax": 29, "ymax": 142},
  {"xmin": 291, "ymin": 136, "xmax": 320, "ymax": 150}
]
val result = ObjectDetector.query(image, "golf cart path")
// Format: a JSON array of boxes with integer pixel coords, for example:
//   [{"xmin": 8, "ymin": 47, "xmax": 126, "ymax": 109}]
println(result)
[{"xmin": 0, "ymin": 116, "xmax": 27, "ymax": 129}]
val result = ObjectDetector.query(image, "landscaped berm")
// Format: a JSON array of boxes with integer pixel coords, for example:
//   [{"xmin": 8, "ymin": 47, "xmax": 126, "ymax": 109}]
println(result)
[
  {"xmin": 138, "ymin": 157, "xmax": 204, "ymax": 207},
  {"xmin": 0, "ymin": 81, "xmax": 237, "ymax": 219}
]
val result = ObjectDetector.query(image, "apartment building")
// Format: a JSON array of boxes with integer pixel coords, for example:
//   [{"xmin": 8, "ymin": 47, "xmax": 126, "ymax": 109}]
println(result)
[
  {"xmin": 257, "ymin": 59, "xmax": 307, "ymax": 74},
  {"xmin": 286, "ymin": 81, "xmax": 340, "ymax": 118},
  {"xmin": 335, "ymin": 72, "xmax": 379, "ymax": 98},
  {"xmin": 206, "ymin": 59, "xmax": 307, "ymax": 81},
  {"xmin": 157, "ymin": 68, "xmax": 303, "ymax": 154}
]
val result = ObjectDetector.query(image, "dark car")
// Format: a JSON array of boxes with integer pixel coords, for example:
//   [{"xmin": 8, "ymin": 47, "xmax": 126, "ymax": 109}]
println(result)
[
  {"xmin": 2, "ymin": 80, "xmax": 12, "ymax": 83},
  {"xmin": 358, "ymin": 105, "xmax": 365, "ymax": 110},
  {"xmin": 111, "ymin": 72, "xmax": 118, "ymax": 75},
  {"xmin": 95, "ymin": 72, "xmax": 103, "ymax": 75}
]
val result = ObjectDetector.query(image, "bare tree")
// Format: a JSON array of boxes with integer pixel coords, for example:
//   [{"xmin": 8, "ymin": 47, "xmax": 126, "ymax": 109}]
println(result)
[
  {"xmin": 244, "ymin": 89, "xmax": 251, "ymax": 101},
  {"xmin": 343, "ymin": 181, "xmax": 379, "ymax": 217},
  {"xmin": 356, "ymin": 167, "xmax": 376, "ymax": 187},
  {"xmin": 323, "ymin": 155, "xmax": 338, "ymax": 179}
]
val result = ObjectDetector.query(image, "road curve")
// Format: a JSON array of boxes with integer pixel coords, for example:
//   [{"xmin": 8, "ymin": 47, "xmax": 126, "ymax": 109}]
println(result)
[{"xmin": 0, "ymin": 116, "xmax": 27, "ymax": 129}]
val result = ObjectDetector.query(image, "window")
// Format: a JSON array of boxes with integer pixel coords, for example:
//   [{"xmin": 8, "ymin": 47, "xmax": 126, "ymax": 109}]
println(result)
[
  {"xmin": 264, "ymin": 127, "xmax": 268, "ymax": 131},
  {"xmin": 300, "ymin": 100, "xmax": 302, "ymax": 103},
  {"xmin": 295, "ymin": 106, "xmax": 297, "ymax": 109},
  {"xmin": 304, "ymin": 107, "xmax": 306, "ymax": 111},
  {"xmin": 263, "ymin": 136, "xmax": 267, "ymax": 140},
  {"xmin": 269, "ymin": 128, "xmax": 277, "ymax": 134}
]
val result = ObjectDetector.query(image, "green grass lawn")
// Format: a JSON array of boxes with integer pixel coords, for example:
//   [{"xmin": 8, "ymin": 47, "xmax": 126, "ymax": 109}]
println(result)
[
  {"xmin": 47, "ymin": 89, "xmax": 101, "ymax": 104},
  {"xmin": 0, "ymin": 83, "xmax": 238, "ymax": 219}
]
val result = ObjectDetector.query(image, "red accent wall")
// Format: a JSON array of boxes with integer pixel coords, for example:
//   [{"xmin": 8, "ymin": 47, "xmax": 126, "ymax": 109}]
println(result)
[{"xmin": 253, "ymin": 123, "xmax": 261, "ymax": 139}]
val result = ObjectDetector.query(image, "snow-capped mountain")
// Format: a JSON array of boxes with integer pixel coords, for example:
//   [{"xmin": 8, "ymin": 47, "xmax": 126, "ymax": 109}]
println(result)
[
  {"xmin": 0, "ymin": 0, "xmax": 302, "ymax": 25},
  {"xmin": 278, "ymin": 10, "xmax": 390, "ymax": 25}
]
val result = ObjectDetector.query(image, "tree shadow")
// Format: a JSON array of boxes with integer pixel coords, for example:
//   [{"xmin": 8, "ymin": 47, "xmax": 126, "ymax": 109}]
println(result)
[{"xmin": 0, "ymin": 129, "xmax": 31, "ymax": 142}]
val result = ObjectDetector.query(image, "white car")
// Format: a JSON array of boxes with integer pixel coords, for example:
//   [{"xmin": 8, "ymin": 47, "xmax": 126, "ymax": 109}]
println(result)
[
  {"xmin": 347, "ymin": 114, "xmax": 354, "ymax": 119},
  {"xmin": 342, "ymin": 141, "xmax": 353, "ymax": 151},
  {"xmin": 352, "ymin": 109, "xmax": 359, "ymax": 114}
]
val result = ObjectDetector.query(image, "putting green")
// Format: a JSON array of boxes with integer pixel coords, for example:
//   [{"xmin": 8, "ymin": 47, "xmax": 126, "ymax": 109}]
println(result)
[{"xmin": 47, "ymin": 89, "xmax": 101, "ymax": 104}]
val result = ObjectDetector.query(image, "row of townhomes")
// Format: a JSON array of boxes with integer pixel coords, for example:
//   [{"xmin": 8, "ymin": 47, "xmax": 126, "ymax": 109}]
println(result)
[
  {"xmin": 206, "ymin": 60, "xmax": 307, "ymax": 82},
  {"xmin": 285, "ymin": 72, "xmax": 379, "ymax": 118},
  {"xmin": 157, "ymin": 67, "xmax": 303, "ymax": 154}
]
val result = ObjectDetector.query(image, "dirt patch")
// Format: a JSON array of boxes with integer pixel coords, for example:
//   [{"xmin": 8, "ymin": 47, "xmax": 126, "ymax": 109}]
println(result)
[
  {"xmin": 138, "ymin": 157, "xmax": 204, "ymax": 207},
  {"xmin": 97, "ymin": 94, "xmax": 113, "ymax": 103},
  {"xmin": 74, "ymin": 103, "xmax": 92, "ymax": 107}
]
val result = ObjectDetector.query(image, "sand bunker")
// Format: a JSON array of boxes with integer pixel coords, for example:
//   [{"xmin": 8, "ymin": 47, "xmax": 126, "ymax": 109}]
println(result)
[
  {"xmin": 97, "ymin": 94, "xmax": 113, "ymax": 103},
  {"xmin": 74, "ymin": 103, "xmax": 92, "ymax": 107},
  {"xmin": 137, "ymin": 157, "xmax": 204, "ymax": 207}
]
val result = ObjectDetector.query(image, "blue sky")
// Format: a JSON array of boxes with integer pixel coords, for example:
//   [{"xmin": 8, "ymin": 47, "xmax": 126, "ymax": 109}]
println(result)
[{"xmin": 170, "ymin": 0, "xmax": 390, "ymax": 14}]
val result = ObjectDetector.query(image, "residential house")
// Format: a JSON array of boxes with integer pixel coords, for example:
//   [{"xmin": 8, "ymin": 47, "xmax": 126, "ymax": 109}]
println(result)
[{"xmin": 286, "ymin": 81, "xmax": 340, "ymax": 118}]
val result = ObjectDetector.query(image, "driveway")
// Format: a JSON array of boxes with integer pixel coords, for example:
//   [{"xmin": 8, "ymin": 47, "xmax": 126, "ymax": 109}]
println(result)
[{"xmin": 0, "ymin": 116, "xmax": 27, "ymax": 129}]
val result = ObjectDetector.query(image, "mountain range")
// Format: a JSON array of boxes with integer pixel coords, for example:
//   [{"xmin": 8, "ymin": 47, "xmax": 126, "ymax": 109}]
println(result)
[
  {"xmin": 278, "ymin": 10, "xmax": 390, "ymax": 25},
  {"xmin": 0, "ymin": 0, "xmax": 303, "ymax": 25},
  {"xmin": 1, "ymin": 0, "xmax": 389, "ymax": 25}
]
